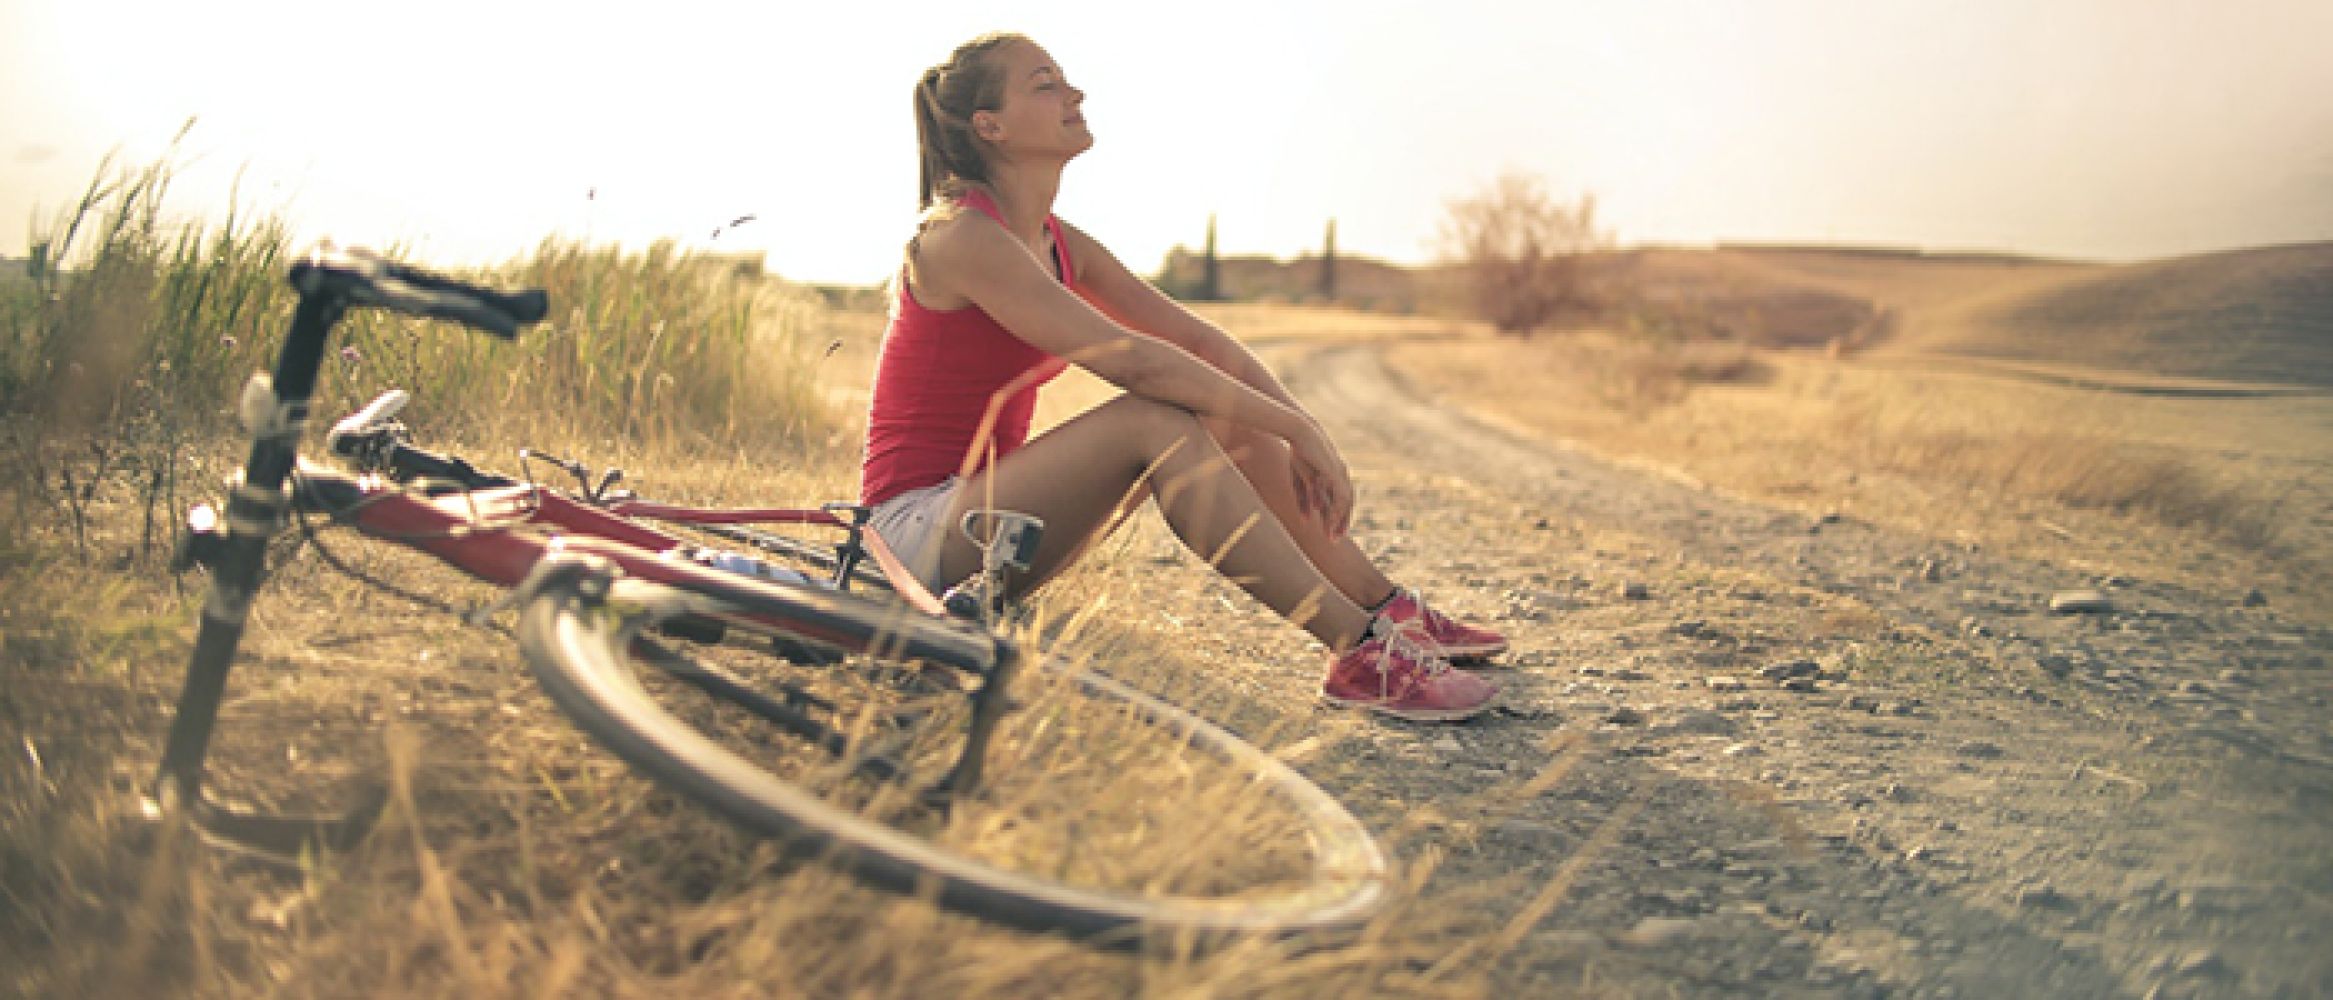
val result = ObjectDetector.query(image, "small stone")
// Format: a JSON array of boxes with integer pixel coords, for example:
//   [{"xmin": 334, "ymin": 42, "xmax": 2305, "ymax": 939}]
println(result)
[
  {"xmin": 1622, "ymin": 582, "xmax": 1651, "ymax": 600},
  {"xmin": 1674, "ymin": 620, "xmax": 1708, "ymax": 637},
  {"xmin": 1956, "ymin": 740, "xmax": 2005, "ymax": 759},
  {"xmin": 1845, "ymin": 694, "xmax": 1880, "ymax": 712},
  {"xmin": 2241, "ymin": 588, "xmax": 2267, "ymax": 608},
  {"xmin": 1782, "ymin": 677, "xmax": 1819, "ymax": 693},
  {"xmin": 2216, "ymin": 669, "xmax": 2252, "ymax": 686},
  {"xmin": 2173, "ymin": 948, "xmax": 2229, "ymax": 978},
  {"xmin": 2176, "ymin": 882, "xmax": 2252, "ymax": 913},
  {"xmin": 2049, "ymin": 590, "xmax": 2114, "ymax": 614},
  {"xmin": 2015, "ymin": 882, "xmax": 2067, "ymax": 908},
  {"xmin": 1759, "ymin": 660, "xmax": 1819, "ymax": 681},
  {"xmin": 1431, "ymin": 736, "xmax": 1463, "ymax": 754},
  {"xmin": 1618, "ymin": 915, "xmax": 1697, "ymax": 948},
  {"xmin": 1723, "ymin": 742, "xmax": 1762, "ymax": 757},
  {"xmin": 1655, "ymin": 710, "xmax": 1736, "ymax": 737},
  {"xmin": 1605, "ymin": 706, "xmax": 1646, "ymax": 725},
  {"xmin": 1533, "ymin": 517, "xmax": 1553, "ymax": 531},
  {"xmin": 1706, "ymin": 675, "xmax": 1747, "ymax": 692}
]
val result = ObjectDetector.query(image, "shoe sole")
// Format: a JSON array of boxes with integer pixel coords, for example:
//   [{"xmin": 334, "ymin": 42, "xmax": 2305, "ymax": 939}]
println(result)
[
  {"xmin": 1442, "ymin": 643, "xmax": 1509, "ymax": 664},
  {"xmin": 1321, "ymin": 692, "xmax": 1495, "ymax": 722}
]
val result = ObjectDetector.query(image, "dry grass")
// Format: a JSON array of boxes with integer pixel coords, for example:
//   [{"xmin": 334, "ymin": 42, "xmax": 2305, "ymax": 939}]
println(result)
[
  {"xmin": 1392, "ymin": 331, "xmax": 2327, "ymax": 608},
  {"xmin": 1, "ymin": 427, "xmax": 1557, "ymax": 997},
  {"xmin": 0, "ymin": 169, "xmax": 1550, "ymax": 993}
]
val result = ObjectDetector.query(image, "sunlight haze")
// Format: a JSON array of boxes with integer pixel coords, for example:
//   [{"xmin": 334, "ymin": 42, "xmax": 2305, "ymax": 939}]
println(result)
[{"xmin": 3, "ymin": 0, "xmax": 2329, "ymax": 284}]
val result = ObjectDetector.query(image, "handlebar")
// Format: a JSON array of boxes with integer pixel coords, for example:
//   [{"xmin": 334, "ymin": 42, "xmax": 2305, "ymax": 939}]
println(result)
[{"xmin": 289, "ymin": 243, "xmax": 548, "ymax": 339}]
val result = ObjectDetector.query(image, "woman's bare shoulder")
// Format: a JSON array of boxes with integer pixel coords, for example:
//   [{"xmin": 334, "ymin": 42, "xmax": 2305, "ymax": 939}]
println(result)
[{"xmin": 907, "ymin": 206, "xmax": 1023, "ymax": 308}]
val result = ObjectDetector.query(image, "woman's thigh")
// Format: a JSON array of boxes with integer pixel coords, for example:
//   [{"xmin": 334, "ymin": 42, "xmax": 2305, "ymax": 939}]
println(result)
[{"xmin": 934, "ymin": 394, "xmax": 1210, "ymax": 588}]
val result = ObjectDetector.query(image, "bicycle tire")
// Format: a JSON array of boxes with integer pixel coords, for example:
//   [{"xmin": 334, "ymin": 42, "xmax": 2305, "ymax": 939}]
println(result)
[{"xmin": 514, "ymin": 555, "xmax": 1388, "ymax": 945}]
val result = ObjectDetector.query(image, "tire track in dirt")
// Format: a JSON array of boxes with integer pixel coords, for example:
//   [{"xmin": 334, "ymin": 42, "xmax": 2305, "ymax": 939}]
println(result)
[{"xmin": 1265, "ymin": 339, "xmax": 2333, "ymax": 998}]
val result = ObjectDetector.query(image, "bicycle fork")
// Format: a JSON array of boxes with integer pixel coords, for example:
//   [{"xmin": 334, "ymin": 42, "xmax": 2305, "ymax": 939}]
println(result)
[{"xmin": 150, "ymin": 291, "xmax": 385, "ymax": 860}]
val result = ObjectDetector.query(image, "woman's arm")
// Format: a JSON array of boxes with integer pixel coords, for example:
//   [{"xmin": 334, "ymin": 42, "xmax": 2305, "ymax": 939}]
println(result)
[
  {"xmin": 911, "ymin": 213, "xmax": 1352, "ymax": 532},
  {"xmin": 1057, "ymin": 220, "xmax": 1304, "ymax": 411}
]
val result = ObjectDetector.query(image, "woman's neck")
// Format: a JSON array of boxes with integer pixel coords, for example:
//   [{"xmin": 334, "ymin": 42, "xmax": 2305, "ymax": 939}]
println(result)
[{"xmin": 976, "ymin": 161, "xmax": 1063, "ymax": 246}]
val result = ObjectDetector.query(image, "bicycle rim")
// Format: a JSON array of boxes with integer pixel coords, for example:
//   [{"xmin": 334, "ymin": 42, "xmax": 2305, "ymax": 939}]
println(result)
[{"xmin": 516, "ymin": 566, "xmax": 1387, "ymax": 946}]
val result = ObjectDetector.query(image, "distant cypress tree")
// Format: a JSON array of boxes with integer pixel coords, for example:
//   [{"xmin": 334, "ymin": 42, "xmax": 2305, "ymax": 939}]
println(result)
[
  {"xmin": 1321, "ymin": 218, "xmax": 1338, "ymax": 302},
  {"xmin": 1201, "ymin": 214, "xmax": 1221, "ymax": 301}
]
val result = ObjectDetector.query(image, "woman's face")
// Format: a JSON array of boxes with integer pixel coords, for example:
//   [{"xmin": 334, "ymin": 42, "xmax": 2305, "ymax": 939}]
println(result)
[{"xmin": 977, "ymin": 40, "xmax": 1091, "ymax": 162}]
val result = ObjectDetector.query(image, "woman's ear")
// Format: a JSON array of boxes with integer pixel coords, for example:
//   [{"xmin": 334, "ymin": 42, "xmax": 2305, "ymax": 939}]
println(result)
[{"xmin": 972, "ymin": 110, "xmax": 1003, "ymax": 142}]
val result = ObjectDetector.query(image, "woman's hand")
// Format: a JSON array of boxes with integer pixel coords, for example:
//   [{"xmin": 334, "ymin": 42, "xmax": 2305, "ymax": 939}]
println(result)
[{"xmin": 1286, "ymin": 422, "xmax": 1354, "ymax": 539}]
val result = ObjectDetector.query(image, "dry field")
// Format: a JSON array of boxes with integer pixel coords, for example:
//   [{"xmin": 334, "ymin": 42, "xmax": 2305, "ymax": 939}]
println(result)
[
  {"xmin": 1388, "ymin": 244, "xmax": 2333, "ymax": 618},
  {"xmin": 7, "ymin": 228, "xmax": 2329, "ymax": 999}
]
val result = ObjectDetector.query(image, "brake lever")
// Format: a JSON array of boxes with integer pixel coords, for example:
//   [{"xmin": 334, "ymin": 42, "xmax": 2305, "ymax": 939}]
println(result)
[
  {"xmin": 327, "ymin": 389, "xmax": 413, "ymax": 459},
  {"xmin": 516, "ymin": 448, "xmax": 592, "ymax": 493}
]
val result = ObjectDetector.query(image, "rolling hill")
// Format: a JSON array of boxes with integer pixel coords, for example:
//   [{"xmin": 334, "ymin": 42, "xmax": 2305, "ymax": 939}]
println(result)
[{"xmin": 1918, "ymin": 242, "xmax": 2333, "ymax": 388}]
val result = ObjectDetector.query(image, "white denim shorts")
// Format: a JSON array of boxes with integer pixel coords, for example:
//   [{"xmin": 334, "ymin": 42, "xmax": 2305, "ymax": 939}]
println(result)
[{"xmin": 867, "ymin": 476, "xmax": 962, "ymax": 594}]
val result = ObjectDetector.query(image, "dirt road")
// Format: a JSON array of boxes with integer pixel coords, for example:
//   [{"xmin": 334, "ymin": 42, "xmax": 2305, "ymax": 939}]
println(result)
[{"xmin": 1147, "ymin": 340, "xmax": 2333, "ymax": 998}]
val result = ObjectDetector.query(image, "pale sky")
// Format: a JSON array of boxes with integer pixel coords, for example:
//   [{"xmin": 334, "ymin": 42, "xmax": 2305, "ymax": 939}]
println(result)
[{"xmin": 4, "ymin": 0, "xmax": 2330, "ymax": 285}]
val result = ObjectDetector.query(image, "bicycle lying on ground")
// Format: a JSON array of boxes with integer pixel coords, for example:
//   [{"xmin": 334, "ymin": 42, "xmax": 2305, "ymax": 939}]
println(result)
[{"xmin": 148, "ymin": 245, "xmax": 1387, "ymax": 944}]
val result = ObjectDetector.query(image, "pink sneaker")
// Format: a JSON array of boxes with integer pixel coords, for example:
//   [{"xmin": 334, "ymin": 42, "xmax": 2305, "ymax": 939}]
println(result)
[
  {"xmin": 1378, "ymin": 588, "xmax": 1509, "ymax": 662},
  {"xmin": 1322, "ymin": 619, "xmax": 1498, "ymax": 722}
]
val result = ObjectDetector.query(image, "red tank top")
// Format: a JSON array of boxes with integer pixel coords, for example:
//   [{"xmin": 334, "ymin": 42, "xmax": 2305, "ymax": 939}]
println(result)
[{"xmin": 859, "ymin": 190, "xmax": 1073, "ymax": 507}]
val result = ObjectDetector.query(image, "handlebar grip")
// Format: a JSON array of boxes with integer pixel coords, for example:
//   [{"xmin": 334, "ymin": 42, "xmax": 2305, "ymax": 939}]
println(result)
[{"xmin": 290, "ymin": 243, "xmax": 549, "ymax": 339}]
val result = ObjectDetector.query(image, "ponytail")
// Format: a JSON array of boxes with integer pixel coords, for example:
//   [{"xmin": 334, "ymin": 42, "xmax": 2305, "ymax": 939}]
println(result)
[{"xmin": 911, "ymin": 32, "xmax": 1026, "ymax": 211}]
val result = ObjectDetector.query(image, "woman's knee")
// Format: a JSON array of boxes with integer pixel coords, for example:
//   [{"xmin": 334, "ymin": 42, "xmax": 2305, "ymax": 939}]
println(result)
[{"xmin": 1100, "ymin": 395, "xmax": 1209, "ymax": 457}]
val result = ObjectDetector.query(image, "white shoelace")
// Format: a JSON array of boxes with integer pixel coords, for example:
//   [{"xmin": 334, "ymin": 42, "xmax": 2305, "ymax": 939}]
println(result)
[{"xmin": 1366, "ymin": 613, "xmax": 1452, "ymax": 697}]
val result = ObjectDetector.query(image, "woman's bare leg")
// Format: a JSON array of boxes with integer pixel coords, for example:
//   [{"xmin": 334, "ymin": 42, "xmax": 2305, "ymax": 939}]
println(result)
[
  {"xmin": 1202, "ymin": 417, "xmax": 1399, "ymax": 609},
  {"xmin": 934, "ymin": 395, "xmax": 1374, "ymax": 651}
]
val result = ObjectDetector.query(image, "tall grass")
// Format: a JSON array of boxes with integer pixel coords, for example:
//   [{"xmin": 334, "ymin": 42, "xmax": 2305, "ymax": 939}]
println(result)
[
  {"xmin": 1, "ymin": 152, "xmax": 844, "ymax": 564},
  {"xmin": 489, "ymin": 238, "xmax": 835, "ymax": 455}
]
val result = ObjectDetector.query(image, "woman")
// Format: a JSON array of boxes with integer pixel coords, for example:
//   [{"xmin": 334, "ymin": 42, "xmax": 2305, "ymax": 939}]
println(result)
[{"xmin": 862, "ymin": 32, "xmax": 1505, "ymax": 722}]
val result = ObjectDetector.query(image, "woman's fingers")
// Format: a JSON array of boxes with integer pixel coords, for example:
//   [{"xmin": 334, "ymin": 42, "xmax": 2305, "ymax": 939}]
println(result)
[
  {"xmin": 1304, "ymin": 459, "xmax": 1347, "ymax": 540},
  {"xmin": 1327, "ymin": 471, "xmax": 1353, "ymax": 537}
]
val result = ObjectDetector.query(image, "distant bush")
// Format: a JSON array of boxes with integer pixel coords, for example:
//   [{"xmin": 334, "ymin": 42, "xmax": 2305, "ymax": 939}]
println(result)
[{"xmin": 1436, "ymin": 170, "xmax": 1609, "ymax": 335}]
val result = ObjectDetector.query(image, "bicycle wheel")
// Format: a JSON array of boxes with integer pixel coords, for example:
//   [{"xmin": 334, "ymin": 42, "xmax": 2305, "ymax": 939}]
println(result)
[{"xmin": 513, "ymin": 554, "xmax": 1387, "ymax": 945}]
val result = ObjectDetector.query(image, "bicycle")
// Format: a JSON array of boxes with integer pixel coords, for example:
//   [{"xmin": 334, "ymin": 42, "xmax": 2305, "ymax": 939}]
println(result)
[{"xmin": 148, "ymin": 244, "xmax": 1388, "ymax": 945}]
